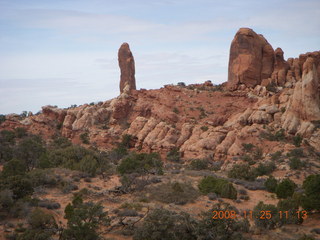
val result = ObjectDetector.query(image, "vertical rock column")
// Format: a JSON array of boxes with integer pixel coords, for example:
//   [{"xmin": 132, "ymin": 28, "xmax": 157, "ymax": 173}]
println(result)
[{"xmin": 118, "ymin": 43, "xmax": 136, "ymax": 94}]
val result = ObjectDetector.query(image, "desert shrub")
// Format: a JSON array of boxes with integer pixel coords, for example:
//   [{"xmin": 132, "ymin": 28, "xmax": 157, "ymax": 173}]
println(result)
[
  {"xmin": 5, "ymin": 176, "xmax": 34, "ymax": 200},
  {"xmin": 241, "ymin": 154, "xmax": 255, "ymax": 165},
  {"xmin": 0, "ymin": 114, "xmax": 5, "ymax": 124},
  {"xmin": 196, "ymin": 203, "xmax": 249, "ymax": 240},
  {"xmin": 277, "ymin": 198, "xmax": 303, "ymax": 225},
  {"xmin": 80, "ymin": 132, "xmax": 89, "ymax": 144},
  {"xmin": 117, "ymin": 152, "xmax": 163, "ymax": 175},
  {"xmin": 38, "ymin": 200, "xmax": 61, "ymax": 210},
  {"xmin": 264, "ymin": 176, "xmax": 278, "ymax": 193},
  {"xmin": 9, "ymin": 199, "xmax": 31, "ymax": 218},
  {"xmin": 227, "ymin": 164, "xmax": 255, "ymax": 181},
  {"xmin": 198, "ymin": 176, "xmax": 237, "ymax": 199},
  {"xmin": 120, "ymin": 202, "xmax": 143, "ymax": 211},
  {"xmin": 275, "ymin": 178, "xmax": 297, "ymax": 199},
  {"xmin": 118, "ymin": 208, "xmax": 138, "ymax": 217},
  {"xmin": 173, "ymin": 107, "xmax": 179, "ymax": 114},
  {"xmin": 270, "ymin": 151, "xmax": 282, "ymax": 161},
  {"xmin": 238, "ymin": 188, "xmax": 247, "ymax": 195},
  {"xmin": 14, "ymin": 127, "xmax": 27, "ymax": 138},
  {"xmin": 27, "ymin": 169, "xmax": 58, "ymax": 188},
  {"xmin": 200, "ymin": 126, "xmax": 208, "ymax": 131},
  {"xmin": 177, "ymin": 82, "xmax": 186, "ymax": 87},
  {"xmin": 17, "ymin": 208, "xmax": 58, "ymax": 240},
  {"xmin": 50, "ymin": 137, "xmax": 72, "ymax": 149},
  {"xmin": 253, "ymin": 162, "xmax": 276, "ymax": 176},
  {"xmin": 149, "ymin": 182, "xmax": 199, "ymax": 205},
  {"xmin": 1, "ymin": 158, "xmax": 27, "ymax": 178},
  {"xmin": 242, "ymin": 143, "xmax": 254, "ymax": 152},
  {"xmin": 61, "ymin": 195, "xmax": 110, "ymax": 240},
  {"xmin": 61, "ymin": 181, "xmax": 78, "ymax": 194},
  {"xmin": 14, "ymin": 135, "xmax": 46, "ymax": 171},
  {"xmin": 297, "ymin": 235, "xmax": 316, "ymax": 240},
  {"xmin": 0, "ymin": 189, "xmax": 14, "ymax": 215},
  {"xmin": 0, "ymin": 130, "xmax": 15, "ymax": 145},
  {"xmin": 79, "ymin": 155, "xmax": 98, "ymax": 176},
  {"xmin": 253, "ymin": 201, "xmax": 281, "ymax": 229},
  {"xmin": 293, "ymin": 134, "xmax": 303, "ymax": 147},
  {"xmin": 287, "ymin": 148, "xmax": 304, "ymax": 158},
  {"xmin": 253, "ymin": 147, "xmax": 263, "ymax": 160},
  {"xmin": 301, "ymin": 174, "xmax": 320, "ymax": 211},
  {"xmin": 166, "ymin": 147, "xmax": 181, "ymax": 162},
  {"xmin": 189, "ymin": 159, "xmax": 209, "ymax": 170},
  {"xmin": 133, "ymin": 208, "xmax": 198, "ymax": 240},
  {"xmin": 260, "ymin": 128, "xmax": 285, "ymax": 141},
  {"xmin": 289, "ymin": 157, "xmax": 305, "ymax": 170}
]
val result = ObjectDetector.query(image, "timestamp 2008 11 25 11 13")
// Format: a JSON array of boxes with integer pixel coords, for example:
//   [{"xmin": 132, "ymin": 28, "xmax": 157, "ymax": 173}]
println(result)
[{"xmin": 212, "ymin": 210, "xmax": 308, "ymax": 220}]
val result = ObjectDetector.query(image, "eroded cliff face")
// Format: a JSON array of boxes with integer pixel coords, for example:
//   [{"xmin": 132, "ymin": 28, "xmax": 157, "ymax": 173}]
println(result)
[{"xmin": 1, "ymin": 28, "xmax": 320, "ymax": 162}]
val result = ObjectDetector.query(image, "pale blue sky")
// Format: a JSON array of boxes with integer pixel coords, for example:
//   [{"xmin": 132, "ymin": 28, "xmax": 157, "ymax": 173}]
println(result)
[{"xmin": 0, "ymin": 0, "xmax": 319, "ymax": 114}]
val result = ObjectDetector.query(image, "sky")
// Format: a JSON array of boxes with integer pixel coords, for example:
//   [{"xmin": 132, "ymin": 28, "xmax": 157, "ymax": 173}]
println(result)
[{"xmin": 0, "ymin": 0, "xmax": 319, "ymax": 114}]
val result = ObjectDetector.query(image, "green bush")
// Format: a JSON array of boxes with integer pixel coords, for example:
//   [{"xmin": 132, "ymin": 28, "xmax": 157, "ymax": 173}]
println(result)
[
  {"xmin": 293, "ymin": 134, "xmax": 303, "ymax": 147},
  {"xmin": 14, "ymin": 135, "xmax": 46, "ymax": 171},
  {"xmin": 198, "ymin": 176, "xmax": 237, "ymax": 199},
  {"xmin": 264, "ymin": 176, "xmax": 278, "ymax": 193},
  {"xmin": 1, "ymin": 158, "xmax": 27, "ymax": 177},
  {"xmin": 289, "ymin": 157, "xmax": 305, "ymax": 170},
  {"xmin": 117, "ymin": 152, "xmax": 163, "ymax": 175},
  {"xmin": 241, "ymin": 154, "xmax": 255, "ymax": 165},
  {"xmin": 287, "ymin": 148, "xmax": 304, "ymax": 158},
  {"xmin": 148, "ymin": 182, "xmax": 200, "ymax": 205},
  {"xmin": 17, "ymin": 208, "xmax": 58, "ymax": 240},
  {"xmin": 275, "ymin": 178, "xmax": 297, "ymax": 199},
  {"xmin": 8, "ymin": 175, "xmax": 34, "ymax": 199},
  {"xmin": 133, "ymin": 208, "xmax": 197, "ymax": 240},
  {"xmin": 80, "ymin": 132, "xmax": 89, "ymax": 144},
  {"xmin": 277, "ymin": 198, "xmax": 303, "ymax": 225},
  {"xmin": 0, "ymin": 114, "xmax": 5, "ymax": 124},
  {"xmin": 253, "ymin": 162, "xmax": 276, "ymax": 176},
  {"xmin": 196, "ymin": 203, "xmax": 249, "ymax": 240},
  {"xmin": 253, "ymin": 201, "xmax": 281, "ymax": 229},
  {"xmin": 200, "ymin": 126, "xmax": 208, "ymax": 131},
  {"xmin": 253, "ymin": 147, "xmax": 263, "ymax": 160},
  {"xmin": 270, "ymin": 151, "xmax": 282, "ymax": 161},
  {"xmin": 166, "ymin": 147, "xmax": 181, "ymax": 162},
  {"xmin": 301, "ymin": 174, "xmax": 320, "ymax": 211},
  {"xmin": 189, "ymin": 159, "xmax": 209, "ymax": 170},
  {"xmin": 242, "ymin": 143, "xmax": 254, "ymax": 152},
  {"xmin": 227, "ymin": 164, "xmax": 255, "ymax": 181},
  {"xmin": 62, "ymin": 195, "xmax": 109, "ymax": 240},
  {"xmin": 260, "ymin": 128, "xmax": 285, "ymax": 141}
]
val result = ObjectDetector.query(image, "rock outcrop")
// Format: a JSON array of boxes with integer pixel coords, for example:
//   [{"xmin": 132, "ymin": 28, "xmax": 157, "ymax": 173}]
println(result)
[
  {"xmin": 118, "ymin": 43, "xmax": 136, "ymax": 94},
  {"xmin": 282, "ymin": 57, "xmax": 320, "ymax": 135},
  {"xmin": 227, "ymin": 28, "xmax": 274, "ymax": 90},
  {"xmin": 271, "ymin": 48, "xmax": 289, "ymax": 86},
  {"xmin": 1, "ymin": 29, "xmax": 320, "ymax": 161}
]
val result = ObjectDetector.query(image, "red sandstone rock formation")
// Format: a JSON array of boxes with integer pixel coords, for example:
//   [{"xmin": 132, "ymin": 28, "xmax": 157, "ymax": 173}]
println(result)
[
  {"xmin": 282, "ymin": 57, "xmax": 320, "ymax": 135},
  {"xmin": 271, "ymin": 47, "xmax": 290, "ymax": 86},
  {"xmin": 118, "ymin": 43, "xmax": 136, "ymax": 94},
  {"xmin": 227, "ymin": 28, "xmax": 274, "ymax": 90}
]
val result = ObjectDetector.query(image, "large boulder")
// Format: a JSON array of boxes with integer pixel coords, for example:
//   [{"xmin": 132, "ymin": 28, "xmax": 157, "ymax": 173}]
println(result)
[
  {"xmin": 118, "ymin": 43, "xmax": 136, "ymax": 94},
  {"xmin": 227, "ymin": 28, "xmax": 274, "ymax": 90}
]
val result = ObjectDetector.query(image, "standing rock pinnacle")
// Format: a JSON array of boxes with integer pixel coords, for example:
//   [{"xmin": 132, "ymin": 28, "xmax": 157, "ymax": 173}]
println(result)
[{"xmin": 118, "ymin": 43, "xmax": 136, "ymax": 94}]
